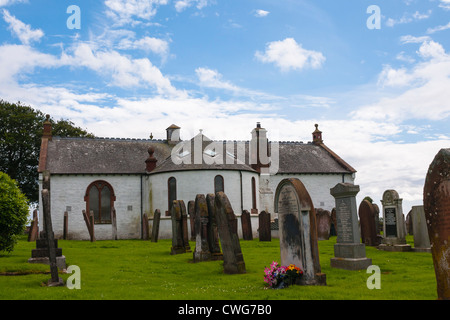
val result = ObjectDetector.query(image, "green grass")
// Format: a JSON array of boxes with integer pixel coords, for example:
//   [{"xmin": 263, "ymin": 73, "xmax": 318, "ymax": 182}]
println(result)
[{"xmin": 0, "ymin": 235, "xmax": 437, "ymax": 300}]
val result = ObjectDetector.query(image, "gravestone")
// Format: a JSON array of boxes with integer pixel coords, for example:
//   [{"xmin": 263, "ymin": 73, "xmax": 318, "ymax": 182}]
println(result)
[
  {"xmin": 379, "ymin": 190, "xmax": 411, "ymax": 251},
  {"xmin": 330, "ymin": 183, "xmax": 372, "ymax": 270},
  {"xmin": 214, "ymin": 192, "xmax": 246, "ymax": 274},
  {"xmin": 180, "ymin": 200, "xmax": 191, "ymax": 252},
  {"xmin": 63, "ymin": 211, "xmax": 68, "ymax": 240},
  {"xmin": 241, "ymin": 210, "xmax": 253, "ymax": 240},
  {"xmin": 111, "ymin": 207, "xmax": 117, "ymax": 240},
  {"xmin": 170, "ymin": 200, "xmax": 187, "ymax": 255},
  {"xmin": 193, "ymin": 194, "xmax": 211, "ymax": 262},
  {"xmin": 206, "ymin": 194, "xmax": 223, "ymax": 260},
  {"xmin": 188, "ymin": 200, "xmax": 195, "ymax": 241},
  {"xmin": 28, "ymin": 209, "xmax": 39, "ymax": 242},
  {"xmin": 315, "ymin": 208, "xmax": 331, "ymax": 240},
  {"xmin": 258, "ymin": 211, "xmax": 271, "ymax": 241},
  {"xmin": 82, "ymin": 209, "xmax": 95, "ymax": 242},
  {"xmin": 330, "ymin": 208, "xmax": 337, "ymax": 236},
  {"xmin": 423, "ymin": 148, "xmax": 450, "ymax": 300},
  {"xmin": 406, "ymin": 210, "xmax": 413, "ymax": 235},
  {"xmin": 410, "ymin": 205, "xmax": 431, "ymax": 252},
  {"xmin": 142, "ymin": 213, "xmax": 150, "ymax": 240},
  {"xmin": 275, "ymin": 178, "xmax": 326, "ymax": 286},
  {"xmin": 151, "ymin": 209, "xmax": 161, "ymax": 242},
  {"xmin": 358, "ymin": 200, "xmax": 381, "ymax": 246}
]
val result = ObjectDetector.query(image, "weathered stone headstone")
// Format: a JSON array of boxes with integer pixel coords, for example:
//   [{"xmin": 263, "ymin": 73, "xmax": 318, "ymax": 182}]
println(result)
[
  {"xmin": 258, "ymin": 210, "xmax": 271, "ymax": 241},
  {"xmin": 330, "ymin": 208, "xmax": 337, "ymax": 236},
  {"xmin": 170, "ymin": 200, "xmax": 187, "ymax": 255},
  {"xmin": 206, "ymin": 193, "xmax": 223, "ymax": 260},
  {"xmin": 241, "ymin": 210, "xmax": 253, "ymax": 240},
  {"xmin": 330, "ymin": 183, "xmax": 372, "ymax": 270},
  {"xmin": 188, "ymin": 200, "xmax": 195, "ymax": 241},
  {"xmin": 379, "ymin": 190, "xmax": 411, "ymax": 251},
  {"xmin": 82, "ymin": 209, "xmax": 95, "ymax": 242},
  {"xmin": 180, "ymin": 200, "xmax": 191, "ymax": 252},
  {"xmin": 406, "ymin": 210, "xmax": 413, "ymax": 235},
  {"xmin": 193, "ymin": 194, "xmax": 211, "ymax": 262},
  {"xmin": 111, "ymin": 207, "xmax": 117, "ymax": 240},
  {"xmin": 315, "ymin": 208, "xmax": 331, "ymax": 240},
  {"xmin": 28, "ymin": 209, "xmax": 39, "ymax": 242},
  {"xmin": 151, "ymin": 209, "xmax": 161, "ymax": 242},
  {"xmin": 410, "ymin": 205, "xmax": 431, "ymax": 252},
  {"xmin": 275, "ymin": 178, "xmax": 326, "ymax": 286},
  {"xmin": 358, "ymin": 200, "xmax": 381, "ymax": 246},
  {"xmin": 423, "ymin": 148, "xmax": 450, "ymax": 300},
  {"xmin": 214, "ymin": 192, "xmax": 246, "ymax": 274},
  {"xmin": 142, "ymin": 213, "xmax": 150, "ymax": 240}
]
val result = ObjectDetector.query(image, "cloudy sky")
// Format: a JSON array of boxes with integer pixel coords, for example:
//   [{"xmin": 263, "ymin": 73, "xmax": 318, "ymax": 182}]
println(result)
[{"xmin": 1, "ymin": 0, "xmax": 449, "ymax": 211}]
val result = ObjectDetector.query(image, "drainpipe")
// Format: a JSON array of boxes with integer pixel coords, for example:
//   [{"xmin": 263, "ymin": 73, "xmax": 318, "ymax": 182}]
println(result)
[{"xmin": 239, "ymin": 171, "xmax": 243, "ymax": 214}]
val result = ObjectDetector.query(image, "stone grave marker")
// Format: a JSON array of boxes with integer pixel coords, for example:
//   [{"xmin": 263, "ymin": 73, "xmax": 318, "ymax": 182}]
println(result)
[
  {"xmin": 63, "ymin": 211, "xmax": 68, "ymax": 240},
  {"xmin": 151, "ymin": 209, "xmax": 161, "ymax": 242},
  {"xmin": 142, "ymin": 213, "xmax": 150, "ymax": 240},
  {"xmin": 258, "ymin": 210, "xmax": 271, "ymax": 241},
  {"xmin": 170, "ymin": 200, "xmax": 187, "ymax": 255},
  {"xmin": 379, "ymin": 190, "xmax": 411, "ymax": 251},
  {"xmin": 423, "ymin": 148, "xmax": 450, "ymax": 300},
  {"xmin": 111, "ymin": 207, "xmax": 117, "ymax": 240},
  {"xmin": 241, "ymin": 210, "xmax": 253, "ymax": 240},
  {"xmin": 274, "ymin": 178, "xmax": 326, "ymax": 285},
  {"xmin": 188, "ymin": 200, "xmax": 195, "ymax": 241},
  {"xmin": 358, "ymin": 199, "xmax": 381, "ymax": 246},
  {"xmin": 214, "ymin": 192, "xmax": 246, "ymax": 274},
  {"xmin": 193, "ymin": 194, "xmax": 211, "ymax": 262},
  {"xmin": 330, "ymin": 183, "xmax": 372, "ymax": 270},
  {"xmin": 411, "ymin": 205, "xmax": 431, "ymax": 252},
  {"xmin": 316, "ymin": 208, "xmax": 331, "ymax": 240},
  {"xmin": 180, "ymin": 200, "xmax": 191, "ymax": 252},
  {"xmin": 330, "ymin": 208, "xmax": 337, "ymax": 236},
  {"xmin": 206, "ymin": 193, "xmax": 223, "ymax": 260},
  {"xmin": 28, "ymin": 209, "xmax": 39, "ymax": 242}
]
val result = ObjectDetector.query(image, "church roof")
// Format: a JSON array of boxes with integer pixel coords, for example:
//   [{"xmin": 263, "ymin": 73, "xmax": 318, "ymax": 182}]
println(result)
[{"xmin": 39, "ymin": 128, "xmax": 356, "ymax": 175}]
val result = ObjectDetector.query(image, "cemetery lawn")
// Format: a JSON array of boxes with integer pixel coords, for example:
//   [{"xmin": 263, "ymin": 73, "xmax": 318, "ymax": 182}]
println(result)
[{"xmin": 0, "ymin": 235, "xmax": 436, "ymax": 300}]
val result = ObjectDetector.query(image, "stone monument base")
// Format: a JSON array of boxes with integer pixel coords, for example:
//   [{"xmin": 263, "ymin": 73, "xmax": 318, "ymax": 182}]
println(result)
[
  {"xmin": 298, "ymin": 273, "xmax": 327, "ymax": 286},
  {"xmin": 377, "ymin": 244, "xmax": 412, "ymax": 252},
  {"xmin": 47, "ymin": 277, "xmax": 65, "ymax": 287},
  {"xmin": 331, "ymin": 243, "xmax": 372, "ymax": 270},
  {"xmin": 412, "ymin": 247, "xmax": 431, "ymax": 253},
  {"xmin": 28, "ymin": 256, "xmax": 67, "ymax": 270}
]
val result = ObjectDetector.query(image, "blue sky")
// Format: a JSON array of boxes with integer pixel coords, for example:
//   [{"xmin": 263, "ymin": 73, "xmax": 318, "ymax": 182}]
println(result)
[{"xmin": 1, "ymin": 0, "xmax": 449, "ymax": 210}]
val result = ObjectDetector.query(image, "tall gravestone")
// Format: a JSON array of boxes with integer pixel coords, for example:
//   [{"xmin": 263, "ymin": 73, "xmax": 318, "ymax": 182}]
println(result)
[
  {"xmin": 316, "ymin": 208, "xmax": 331, "ymax": 240},
  {"xmin": 358, "ymin": 199, "xmax": 381, "ymax": 246},
  {"xmin": 423, "ymin": 148, "xmax": 450, "ymax": 300},
  {"xmin": 206, "ymin": 194, "xmax": 223, "ymax": 260},
  {"xmin": 241, "ymin": 210, "xmax": 253, "ymax": 240},
  {"xmin": 258, "ymin": 211, "xmax": 271, "ymax": 241},
  {"xmin": 330, "ymin": 183, "xmax": 372, "ymax": 270},
  {"xmin": 180, "ymin": 200, "xmax": 191, "ymax": 252},
  {"xmin": 170, "ymin": 200, "xmax": 187, "ymax": 255},
  {"xmin": 193, "ymin": 194, "xmax": 211, "ymax": 262},
  {"xmin": 214, "ymin": 192, "xmax": 246, "ymax": 274},
  {"xmin": 274, "ymin": 178, "xmax": 326, "ymax": 286},
  {"xmin": 410, "ymin": 205, "xmax": 431, "ymax": 252},
  {"xmin": 188, "ymin": 200, "xmax": 195, "ymax": 241},
  {"xmin": 379, "ymin": 190, "xmax": 411, "ymax": 251},
  {"xmin": 151, "ymin": 209, "xmax": 161, "ymax": 242}
]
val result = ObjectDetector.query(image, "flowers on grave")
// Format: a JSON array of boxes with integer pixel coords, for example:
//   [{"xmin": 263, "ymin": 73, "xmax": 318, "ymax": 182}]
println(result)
[{"xmin": 263, "ymin": 261, "xmax": 303, "ymax": 289}]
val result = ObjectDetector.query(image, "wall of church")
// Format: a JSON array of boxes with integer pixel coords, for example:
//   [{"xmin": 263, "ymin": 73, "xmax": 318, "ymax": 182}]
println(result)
[
  {"xmin": 143, "ymin": 170, "xmax": 259, "ymax": 217},
  {"xmin": 39, "ymin": 174, "xmax": 143, "ymax": 240},
  {"xmin": 264, "ymin": 173, "xmax": 355, "ymax": 218}
]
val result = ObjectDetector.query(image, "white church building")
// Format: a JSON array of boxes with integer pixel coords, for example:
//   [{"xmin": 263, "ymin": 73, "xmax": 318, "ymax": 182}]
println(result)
[{"xmin": 37, "ymin": 118, "xmax": 356, "ymax": 240}]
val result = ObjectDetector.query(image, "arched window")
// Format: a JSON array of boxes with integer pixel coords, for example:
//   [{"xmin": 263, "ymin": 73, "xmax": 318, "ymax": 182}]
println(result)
[
  {"xmin": 168, "ymin": 177, "xmax": 177, "ymax": 213},
  {"xmin": 214, "ymin": 175, "xmax": 224, "ymax": 193},
  {"xmin": 251, "ymin": 177, "xmax": 257, "ymax": 210},
  {"xmin": 84, "ymin": 181, "xmax": 116, "ymax": 224}
]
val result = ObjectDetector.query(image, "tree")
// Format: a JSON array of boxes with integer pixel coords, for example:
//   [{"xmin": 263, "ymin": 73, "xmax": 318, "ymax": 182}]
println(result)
[
  {"xmin": 0, "ymin": 100, "xmax": 95, "ymax": 203},
  {"xmin": 0, "ymin": 172, "xmax": 29, "ymax": 253}
]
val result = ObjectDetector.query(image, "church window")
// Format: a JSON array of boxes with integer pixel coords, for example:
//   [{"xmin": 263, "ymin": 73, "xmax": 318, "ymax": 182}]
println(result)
[
  {"xmin": 214, "ymin": 175, "xmax": 224, "ymax": 193},
  {"xmin": 84, "ymin": 181, "xmax": 115, "ymax": 224}
]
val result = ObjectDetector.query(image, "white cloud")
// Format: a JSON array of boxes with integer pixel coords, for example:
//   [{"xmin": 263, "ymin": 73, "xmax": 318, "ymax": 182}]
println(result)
[
  {"xmin": 174, "ymin": 0, "xmax": 209, "ymax": 12},
  {"xmin": 255, "ymin": 38, "xmax": 325, "ymax": 72},
  {"xmin": 353, "ymin": 40, "xmax": 450, "ymax": 122},
  {"xmin": 427, "ymin": 21, "xmax": 450, "ymax": 34},
  {"xmin": 195, "ymin": 67, "xmax": 240, "ymax": 92},
  {"xmin": 0, "ymin": 0, "xmax": 27, "ymax": 7},
  {"xmin": 386, "ymin": 10, "xmax": 432, "ymax": 27},
  {"xmin": 104, "ymin": 0, "xmax": 168, "ymax": 25},
  {"xmin": 117, "ymin": 36, "xmax": 170, "ymax": 57},
  {"xmin": 439, "ymin": 0, "xmax": 450, "ymax": 10},
  {"xmin": 254, "ymin": 9, "xmax": 269, "ymax": 18},
  {"xmin": 2, "ymin": 9, "xmax": 43, "ymax": 45},
  {"xmin": 400, "ymin": 35, "xmax": 431, "ymax": 44}
]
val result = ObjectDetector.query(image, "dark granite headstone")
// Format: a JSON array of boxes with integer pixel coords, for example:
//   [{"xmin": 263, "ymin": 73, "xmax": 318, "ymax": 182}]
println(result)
[
  {"xmin": 358, "ymin": 200, "xmax": 381, "ymax": 246},
  {"xmin": 423, "ymin": 148, "xmax": 450, "ymax": 300},
  {"xmin": 170, "ymin": 200, "xmax": 187, "ymax": 255},
  {"xmin": 274, "ymin": 178, "xmax": 326, "ymax": 285},
  {"xmin": 193, "ymin": 194, "xmax": 211, "ymax": 262},
  {"xmin": 206, "ymin": 193, "xmax": 223, "ymax": 260},
  {"xmin": 151, "ymin": 209, "xmax": 161, "ymax": 242},
  {"xmin": 214, "ymin": 192, "xmax": 246, "ymax": 274},
  {"xmin": 258, "ymin": 211, "xmax": 271, "ymax": 241},
  {"xmin": 241, "ymin": 210, "xmax": 253, "ymax": 240},
  {"xmin": 315, "ymin": 208, "xmax": 331, "ymax": 240}
]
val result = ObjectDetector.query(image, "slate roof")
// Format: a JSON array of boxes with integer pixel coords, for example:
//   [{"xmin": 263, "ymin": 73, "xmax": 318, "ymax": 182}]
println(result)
[{"xmin": 41, "ymin": 134, "xmax": 355, "ymax": 175}]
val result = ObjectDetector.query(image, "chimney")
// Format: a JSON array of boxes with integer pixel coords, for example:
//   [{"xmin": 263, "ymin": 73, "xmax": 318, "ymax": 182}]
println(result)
[
  {"xmin": 166, "ymin": 124, "xmax": 180, "ymax": 145},
  {"xmin": 312, "ymin": 124, "xmax": 323, "ymax": 145},
  {"xmin": 43, "ymin": 114, "xmax": 52, "ymax": 141},
  {"xmin": 145, "ymin": 146, "xmax": 157, "ymax": 172},
  {"xmin": 250, "ymin": 122, "xmax": 270, "ymax": 173}
]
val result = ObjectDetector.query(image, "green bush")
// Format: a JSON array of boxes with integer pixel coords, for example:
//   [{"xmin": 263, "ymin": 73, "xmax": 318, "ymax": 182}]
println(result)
[{"xmin": 0, "ymin": 172, "xmax": 29, "ymax": 253}]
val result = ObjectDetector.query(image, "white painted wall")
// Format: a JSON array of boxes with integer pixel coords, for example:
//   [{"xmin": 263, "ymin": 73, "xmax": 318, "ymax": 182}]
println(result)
[{"xmin": 39, "ymin": 174, "xmax": 143, "ymax": 240}]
